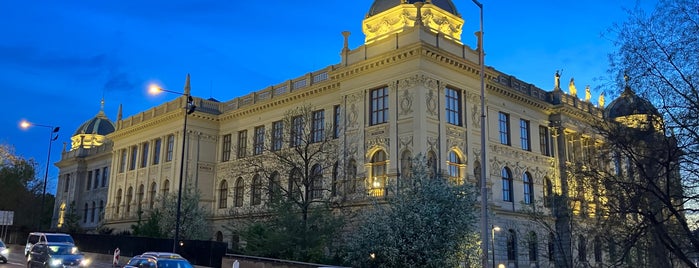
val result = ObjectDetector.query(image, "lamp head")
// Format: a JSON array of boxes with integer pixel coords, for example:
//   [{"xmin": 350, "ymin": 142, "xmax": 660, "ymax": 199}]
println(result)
[
  {"xmin": 149, "ymin": 84, "xmax": 163, "ymax": 95},
  {"xmin": 20, "ymin": 120, "xmax": 30, "ymax": 129}
]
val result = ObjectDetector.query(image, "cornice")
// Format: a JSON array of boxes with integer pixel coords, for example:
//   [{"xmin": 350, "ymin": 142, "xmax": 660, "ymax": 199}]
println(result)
[{"xmin": 109, "ymin": 111, "xmax": 216, "ymax": 140}]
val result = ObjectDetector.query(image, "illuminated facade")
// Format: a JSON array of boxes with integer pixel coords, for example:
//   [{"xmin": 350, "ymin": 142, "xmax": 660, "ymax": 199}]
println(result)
[{"xmin": 51, "ymin": 1, "xmax": 659, "ymax": 267}]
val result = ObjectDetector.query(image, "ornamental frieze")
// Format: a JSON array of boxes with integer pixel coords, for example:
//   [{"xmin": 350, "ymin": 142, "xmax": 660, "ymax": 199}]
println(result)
[{"xmin": 399, "ymin": 135, "xmax": 413, "ymax": 151}]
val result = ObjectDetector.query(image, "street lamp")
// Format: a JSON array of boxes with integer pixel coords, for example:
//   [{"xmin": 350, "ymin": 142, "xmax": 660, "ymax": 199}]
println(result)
[
  {"xmin": 491, "ymin": 225, "xmax": 500, "ymax": 268},
  {"xmin": 469, "ymin": 1, "xmax": 488, "ymax": 268},
  {"xmin": 149, "ymin": 74, "xmax": 196, "ymax": 253},
  {"xmin": 20, "ymin": 120, "xmax": 60, "ymax": 230}
]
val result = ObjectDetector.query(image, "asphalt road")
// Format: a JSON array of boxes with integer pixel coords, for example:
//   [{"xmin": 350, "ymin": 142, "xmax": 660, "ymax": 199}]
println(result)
[{"xmin": 1, "ymin": 244, "xmax": 120, "ymax": 268}]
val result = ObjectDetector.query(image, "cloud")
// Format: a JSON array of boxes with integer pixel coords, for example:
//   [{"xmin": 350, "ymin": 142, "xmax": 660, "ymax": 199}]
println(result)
[{"xmin": 104, "ymin": 72, "xmax": 137, "ymax": 93}]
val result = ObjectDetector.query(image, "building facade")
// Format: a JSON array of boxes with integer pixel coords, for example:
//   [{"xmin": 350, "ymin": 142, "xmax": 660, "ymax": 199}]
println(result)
[{"xmin": 51, "ymin": 1, "xmax": 665, "ymax": 267}]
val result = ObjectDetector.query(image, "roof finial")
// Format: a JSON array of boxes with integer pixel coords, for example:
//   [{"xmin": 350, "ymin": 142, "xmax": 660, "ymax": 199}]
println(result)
[
  {"xmin": 184, "ymin": 73, "xmax": 191, "ymax": 96},
  {"xmin": 414, "ymin": 2, "xmax": 424, "ymax": 27},
  {"xmin": 117, "ymin": 104, "xmax": 123, "ymax": 121}
]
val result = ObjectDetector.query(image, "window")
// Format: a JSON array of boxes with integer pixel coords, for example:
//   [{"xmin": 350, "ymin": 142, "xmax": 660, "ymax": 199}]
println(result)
[
  {"xmin": 153, "ymin": 138, "xmax": 161, "ymax": 165},
  {"xmin": 119, "ymin": 150, "xmax": 127, "ymax": 173},
  {"xmin": 594, "ymin": 236, "xmax": 603, "ymax": 263},
  {"xmin": 447, "ymin": 151, "xmax": 462, "ymax": 184},
  {"xmin": 502, "ymin": 167, "xmax": 513, "ymax": 202},
  {"xmin": 578, "ymin": 235, "xmax": 587, "ymax": 262},
  {"xmin": 218, "ymin": 180, "xmax": 228, "ymax": 209},
  {"xmin": 272, "ymin": 121, "xmax": 283, "ymax": 151},
  {"xmin": 523, "ymin": 172, "xmax": 533, "ymax": 204},
  {"xmin": 507, "ymin": 229, "xmax": 517, "ymax": 261},
  {"xmin": 253, "ymin": 126, "xmax": 265, "ymax": 155},
  {"xmin": 332, "ymin": 162, "xmax": 339, "ymax": 196},
  {"xmin": 445, "ymin": 87, "xmax": 462, "ymax": 126},
  {"xmin": 115, "ymin": 189, "xmax": 122, "ymax": 215},
  {"xmin": 101, "ymin": 167, "xmax": 109, "ymax": 187},
  {"xmin": 129, "ymin": 146, "xmax": 138, "ymax": 170},
  {"xmin": 237, "ymin": 130, "xmax": 247, "ymax": 158},
  {"xmin": 289, "ymin": 168, "xmax": 303, "ymax": 200},
  {"xmin": 93, "ymin": 169, "xmax": 100, "ymax": 189},
  {"xmin": 539, "ymin": 126, "xmax": 551, "ymax": 156},
  {"xmin": 370, "ymin": 87, "xmax": 388, "ymax": 125},
  {"xmin": 370, "ymin": 150, "xmax": 387, "ymax": 197},
  {"xmin": 149, "ymin": 182, "xmax": 157, "ymax": 209},
  {"xmin": 251, "ymin": 175, "xmax": 262, "ymax": 205},
  {"xmin": 141, "ymin": 142, "xmax": 149, "ymax": 168},
  {"xmin": 137, "ymin": 184, "xmax": 144, "ymax": 212},
  {"xmin": 520, "ymin": 119, "xmax": 530, "ymax": 151},
  {"xmin": 162, "ymin": 180, "xmax": 170, "ymax": 197},
  {"xmin": 86, "ymin": 171, "xmax": 92, "ymax": 190},
  {"xmin": 333, "ymin": 105, "xmax": 341, "ymax": 139},
  {"xmin": 64, "ymin": 174, "xmax": 70, "ymax": 192},
  {"xmin": 166, "ymin": 135, "xmax": 175, "ymax": 162},
  {"xmin": 499, "ymin": 112, "xmax": 510, "ymax": 145},
  {"xmin": 311, "ymin": 110, "xmax": 325, "ymax": 143},
  {"xmin": 310, "ymin": 164, "xmax": 323, "ymax": 200},
  {"xmin": 234, "ymin": 177, "xmax": 244, "ymax": 207},
  {"xmin": 529, "ymin": 232, "xmax": 538, "ymax": 261},
  {"xmin": 222, "ymin": 134, "xmax": 232, "ymax": 162},
  {"xmin": 269, "ymin": 172, "xmax": 281, "ymax": 203},
  {"xmin": 291, "ymin": 116, "xmax": 303, "ymax": 147},
  {"xmin": 126, "ymin": 187, "xmax": 133, "ymax": 213}
]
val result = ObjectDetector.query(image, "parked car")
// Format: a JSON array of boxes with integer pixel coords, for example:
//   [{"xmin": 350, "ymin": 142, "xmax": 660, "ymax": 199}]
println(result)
[
  {"xmin": 25, "ymin": 232, "xmax": 75, "ymax": 256},
  {"xmin": 0, "ymin": 240, "xmax": 8, "ymax": 264},
  {"xmin": 125, "ymin": 252, "xmax": 193, "ymax": 268},
  {"xmin": 26, "ymin": 242, "xmax": 90, "ymax": 267}
]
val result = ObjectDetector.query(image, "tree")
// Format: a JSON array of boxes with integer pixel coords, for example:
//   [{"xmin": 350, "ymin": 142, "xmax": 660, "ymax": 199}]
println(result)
[
  {"xmin": 0, "ymin": 144, "xmax": 45, "ymax": 229},
  {"xmin": 157, "ymin": 187, "xmax": 211, "ymax": 240},
  {"xmin": 227, "ymin": 104, "xmax": 347, "ymax": 263},
  {"xmin": 131, "ymin": 209, "xmax": 165, "ymax": 238},
  {"xmin": 605, "ymin": 0, "xmax": 699, "ymax": 266},
  {"xmin": 342, "ymin": 156, "xmax": 480, "ymax": 268}
]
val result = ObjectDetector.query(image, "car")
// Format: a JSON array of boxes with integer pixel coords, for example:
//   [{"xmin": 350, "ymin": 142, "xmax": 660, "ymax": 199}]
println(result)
[
  {"xmin": 125, "ymin": 252, "xmax": 194, "ymax": 268},
  {"xmin": 0, "ymin": 240, "xmax": 8, "ymax": 264},
  {"xmin": 26, "ymin": 242, "xmax": 90, "ymax": 267},
  {"xmin": 25, "ymin": 232, "xmax": 75, "ymax": 257}
]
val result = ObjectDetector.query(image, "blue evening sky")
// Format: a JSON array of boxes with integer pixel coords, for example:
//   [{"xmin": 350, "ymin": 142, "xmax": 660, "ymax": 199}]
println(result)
[{"xmin": 1, "ymin": 1, "xmax": 655, "ymax": 193}]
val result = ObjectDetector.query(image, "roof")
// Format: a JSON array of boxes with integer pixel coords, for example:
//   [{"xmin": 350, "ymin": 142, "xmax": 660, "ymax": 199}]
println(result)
[
  {"xmin": 367, "ymin": 0, "xmax": 458, "ymax": 17},
  {"xmin": 604, "ymin": 85, "xmax": 660, "ymax": 119}
]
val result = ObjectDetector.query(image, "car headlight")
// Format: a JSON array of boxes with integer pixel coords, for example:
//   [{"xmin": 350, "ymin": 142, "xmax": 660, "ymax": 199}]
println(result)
[
  {"xmin": 72, "ymin": 246, "xmax": 80, "ymax": 254},
  {"xmin": 80, "ymin": 258, "xmax": 91, "ymax": 267},
  {"xmin": 1, "ymin": 248, "xmax": 8, "ymax": 255},
  {"xmin": 51, "ymin": 258, "xmax": 63, "ymax": 266}
]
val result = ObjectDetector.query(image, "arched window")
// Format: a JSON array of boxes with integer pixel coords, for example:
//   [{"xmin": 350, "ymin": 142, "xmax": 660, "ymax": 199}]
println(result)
[
  {"xmin": 251, "ymin": 175, "xmax": 262, "ymax": 206},
  {"xmin": 269, "ymin": 172, "xmax": 281, "ymax": 203},
  {"xmin": 523, "ymin": 172, "xmax": 533, "ymax": 204},
  {"xmin": 400, "ymin": 150, "xmax": 412, "ymax": 180},
  {"xmin": 91, "ymin": 201, "xmax": 96, "ymax": 223},
  {"xmin": 507, "ymin": 229, "xmax": 517, "ymax": 261},
  {"xmin": 149, "ymin": 182, "xmax": 157, "ymax": 209},
  {"xmin": 502, "ymin": 167, "xmax": 513, "ymax": 202},
  {"xmin": 162, "ymin": 180, "xmax": 170, "ymax": 197},
  {"xmin": 447, "ymin": 150, "xmax": 463, "ymax": 184},
  {"xmin": 215, "ymin": 231, "xmax": 223, "ymax": 242},
  {"xmin": 234, "ymin": 177, "xmax": 244, "ymax": 207},
  {"xmin": 578, "ymin": 235, "xmax": 587, "ymax": 262},
  {"xmin": 83, "ymin": 203, "xmax": 88, "ymax": 223},
  {"xmin": 310, "ymin": 164, "xmax": 323, "ymax": 200},
  {"xmin": 115, "ymin": 189, "xmax": 122, "ymax": 215},
  {"xmin": 137, "ymin": 184, "xmax": 144, "ymax": 213},
  {"xmin": 594, "ymin": 236, "xmax": 602, "ymax": 263},
  {"xmin": 427, "ymin": 150, "xmax": 438, "ymax": 178},
  {"xmin": 288, "ymin": 168, "xmax": 302, "ymax": 200},
  {"xmin": 126, "ymin": 187, "xmax": 133, "ymax": 214},
  {"xmin": 346, "ymin": 159, "xmax": 357, "ymax": 194},
  {"xmin": 218, "ymin": 180, "xmax": 228, "ymax": 209},
  {"xmin": 370, "ymin": 150, "xmax": 387, "ymax": 197},
  {"xmin": 332, "ymin": 162, "xmax": 339, "ymax": 196},
  {"xmin": 528, "ymin": 231, "xmax": 538, "ymax": 261}
]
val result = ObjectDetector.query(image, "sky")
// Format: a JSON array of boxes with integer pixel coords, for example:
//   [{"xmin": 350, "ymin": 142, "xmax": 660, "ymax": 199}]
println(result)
[{"xmin": 1, "ymin": 0, "xmax": 656, "ymax": 194}]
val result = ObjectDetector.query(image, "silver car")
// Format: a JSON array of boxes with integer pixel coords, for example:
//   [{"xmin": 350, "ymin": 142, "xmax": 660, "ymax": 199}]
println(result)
[{"xmin": 0, "ymin": 240, "xmax": 8, "ymax": 264}]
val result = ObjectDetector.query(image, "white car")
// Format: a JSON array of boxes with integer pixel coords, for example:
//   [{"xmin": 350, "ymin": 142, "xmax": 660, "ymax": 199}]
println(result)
[{"xmin": 0, "ymin": 239, "xmax": 8, "ymax": 264}]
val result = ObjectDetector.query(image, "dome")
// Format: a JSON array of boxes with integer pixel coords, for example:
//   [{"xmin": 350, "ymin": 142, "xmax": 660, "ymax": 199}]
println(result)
[
  {"xmin": 604, "ymin": 86, "xmax": 660, "ymax": 119},
  {"xmin": 74, "ymin": 111, "xmax": 115, "ymax": 136},
  {"xmin": 367, "ymin": 0, "xmax": 458, "ymax": 17}
]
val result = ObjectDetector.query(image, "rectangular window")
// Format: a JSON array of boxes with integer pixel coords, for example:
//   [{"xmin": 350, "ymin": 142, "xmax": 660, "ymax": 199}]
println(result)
[
  {"xmin": 272, "ymin": 121, "xmax": 283, "ymax": 151},
  {"xmin": 539, "ymin": 126, "xmax": 551, "ymax": 156},
  {"xmin": 119, "ymin": 150, "xmax": 127, "ymax": 173},
  {"xmin": 311, "ymin": 110, "xmax": 325, "ymax": 143},
  {"xmin": 291, "ymin": 116, "xmax": 304, "ymax": 147},
  {"xmin": 370, "ymin": 87, "xmax": 388, "ymax": 125},
  {"xmin": 237, "ymin": 130, "xmax": 248, "ymax": 158},
  {"xmin": 153, "ymin": 138, "xmax": 161, "ymax": 165},
  {"xmin": 499, "ymin": 112, "xmax": 511, "ymax": 145},
  {"xmin": 333, "ymin": 105, "xmax": 341, "ymax": 139},
  {"xmin": 254, "ymin": 126, "xmax": 265, "ymax": 155},
  {"xmin": 166, "ymin": 135, "xmax": 174, "ymax": 162},
  {"xmin": 222, "ymin": 134, "xmax": 232, "ymax": 162},
  {"xmin": 87, "ymin": 171, "xmax": 93, "ymax": 190},
  {"xmin": 102, "ymin": 167, "xmax": 109, "ymax": 187},
  {"xmin": 129, "ymin": 145, "xmax": 138, "ymax": 170},
  {"xmin": 140, "ymin": 142, "xmax": 149, "ymax": 168},
  {"xmin": 445, "ymin": 87, "xmax": 462, "ymax": 126},
  {"xmin": 520, "ymin": 119, "xmax": 531, "ymax": 151},
  {"xmin": 94, "ymin": 169, "xmax": 100, "ymax": 189}
]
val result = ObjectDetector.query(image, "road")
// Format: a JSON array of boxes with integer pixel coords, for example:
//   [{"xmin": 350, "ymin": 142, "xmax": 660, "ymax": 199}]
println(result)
[{"xmin": 1, "ymin": 244, "xmax": 121, "ymax": 268}]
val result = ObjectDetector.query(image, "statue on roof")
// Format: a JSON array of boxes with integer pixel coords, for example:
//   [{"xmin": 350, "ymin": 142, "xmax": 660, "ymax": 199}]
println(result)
[
  {"xmin": 568, "ymin": 78, "xmax": 577, "ymax": 97},
  {"xmin": 599, "ymin": 92, "xmax": 605, "ymax": 108},
  {"xmin": 554, "ymin": 70, "xmax": 561, "ymax": 90},
  {"xmin": 585, "ymin": 85, "xmax": 591, "ymax": 102}
]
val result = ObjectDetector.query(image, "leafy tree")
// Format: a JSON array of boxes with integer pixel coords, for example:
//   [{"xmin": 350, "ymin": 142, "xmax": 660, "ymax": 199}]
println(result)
[
  {"xmin": 0, "ymin": 144, "xmax": 44, "ymax": 229},
  {"xmin": 342, "ymin": 156, "xmax": 480, "ymax": 268},
  {"xmin": 157, "ymin": 187, "xmax": 211, "ymax": 240},
  {"xmin": 131, "ymin": 209, "xmax": 165, "ymax": 238}
]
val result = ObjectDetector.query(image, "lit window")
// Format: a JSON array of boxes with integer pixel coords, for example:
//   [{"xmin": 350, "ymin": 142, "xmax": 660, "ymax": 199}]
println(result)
[
  {"xmin": 447, "ymin": 151, "xmax": 463, "ymax": 184},
  {"xmin": 370, "ymin": 150, "xmax": 387, "ymax": 197}
]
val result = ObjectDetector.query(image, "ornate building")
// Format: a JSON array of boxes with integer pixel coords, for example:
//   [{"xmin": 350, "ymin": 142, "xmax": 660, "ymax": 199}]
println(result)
[{"xmin": 51, "ymin": 1, "xmax": 667, "ymax": 267}]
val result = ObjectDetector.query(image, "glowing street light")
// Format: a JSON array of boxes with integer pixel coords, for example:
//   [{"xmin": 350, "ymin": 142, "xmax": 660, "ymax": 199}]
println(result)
[
  {"xmin": 149, "ymin": 74, "xmax": 196, "ymax": 253},
  {"xmin": 20, "ymin": 120, "xmax": 60, "ymax": 230}
]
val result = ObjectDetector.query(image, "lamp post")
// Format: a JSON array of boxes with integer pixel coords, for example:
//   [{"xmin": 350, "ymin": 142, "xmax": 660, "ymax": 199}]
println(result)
[
  {"xmin": 469, "ymin": 0, "xmax": 488, "ymax": 267},
  {"xmin": 20, "ymin": 120, "xmax": 60, "ymax": 230},
  {"xmin": 149, "ymin": 74, "xmax": 196, "ymax": 253},
  {"xmin": 491, "ymin": 225, "xmax": 500, "ymax": 268}
]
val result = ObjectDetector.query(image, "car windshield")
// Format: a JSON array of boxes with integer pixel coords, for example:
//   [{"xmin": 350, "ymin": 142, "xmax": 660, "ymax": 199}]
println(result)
[
  {"xmin": 157, "ymin": 259, "xmax": 194, "ymax": 268},
  {"xmin": 48, "ymin": 245, "xmax": 76, "ymax": 255},
  {"xmin": 47, "ymin": 235, "xmax": 74, "ymax": 243}
]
